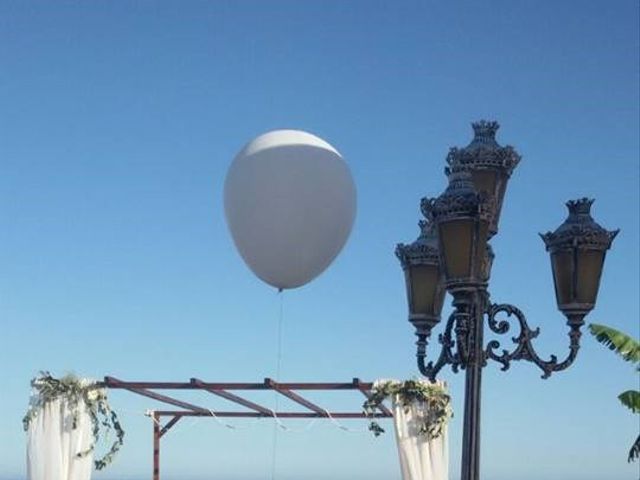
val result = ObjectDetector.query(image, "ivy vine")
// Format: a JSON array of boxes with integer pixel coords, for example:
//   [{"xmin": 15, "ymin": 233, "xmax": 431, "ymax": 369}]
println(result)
[
  {"xmin": 23, "ymin": 372, "xmax": 124, "ymax": 470},
  {"xmin": 363, "ymin": 379, "xmax": 453, "ymax": 439}
]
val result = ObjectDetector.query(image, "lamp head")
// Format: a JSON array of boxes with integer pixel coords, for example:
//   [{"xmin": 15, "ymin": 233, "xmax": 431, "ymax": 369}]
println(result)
[
  {"xmin": 422, "ymin": 169, "xmax": 492, "ymax": 293},
  {"xmin": 540, "ymin": 198, "xmax": 618, "ymax": 322},
  {"xmin": 396, "ymin": 219, "xmax": 446, "ymax": 337},
  {"xmin": 446, "ymin": 120, "xmax": 521, "ymax": 237}
]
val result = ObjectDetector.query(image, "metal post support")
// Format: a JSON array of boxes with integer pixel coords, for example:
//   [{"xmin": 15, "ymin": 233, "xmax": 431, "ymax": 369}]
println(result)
[
  {"xmin": 153, "ymin": 412, "xmax": 160, "ymax": 480},
  {"xmin": 460, "ymin": 290, "xmax": 485, "ymax": 480}
]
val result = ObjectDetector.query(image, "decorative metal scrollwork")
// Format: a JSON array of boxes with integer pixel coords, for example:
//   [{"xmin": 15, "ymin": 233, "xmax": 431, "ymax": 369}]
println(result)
[
  {"xmin": 414, "ymin": 298, "xmax": 583, "ymax": 381},
  {"xmin": 484, "ymin": 303, "xmax": 581, "ymax": 379},
  {"xmin": 417, "ymin": 311, "xmax": 461, "ymax": 381}
]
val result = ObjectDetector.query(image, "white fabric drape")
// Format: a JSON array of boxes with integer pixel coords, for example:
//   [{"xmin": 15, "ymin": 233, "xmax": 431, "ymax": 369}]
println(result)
[
  {"xmin": 392, "ymin": 386, "xmax": 449, "ymax": 480},
  {"xmin": 27, "ymin": 398, "xmax": 94, "ymax": 480}
]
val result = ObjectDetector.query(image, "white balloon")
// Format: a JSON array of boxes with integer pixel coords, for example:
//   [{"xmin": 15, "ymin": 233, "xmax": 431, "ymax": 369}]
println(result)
[{"xmin": 224, "ymin": 130, "xmax": 357, "ymax": 290}]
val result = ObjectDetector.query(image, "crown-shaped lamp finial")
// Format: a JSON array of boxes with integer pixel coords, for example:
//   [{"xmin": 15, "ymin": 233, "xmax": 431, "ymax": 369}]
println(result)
[{"xmin": 471, "ymin": 120, "xmax": 500, "ymax": 144}]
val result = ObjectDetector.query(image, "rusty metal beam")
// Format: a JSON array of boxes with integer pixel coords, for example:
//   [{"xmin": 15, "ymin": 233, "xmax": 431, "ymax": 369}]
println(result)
[
  {"xmin": 102, "ymin": 377, "xmax": 374, "ymax": 391},
  {"xmin": 153, "ymin": 412, "xmax": 160, "ymax": 480},
  {"xmin": 153, "ymin": 410, "xmax": 391, "ymax": 418},
  {"xmin": 353, "ymin": 377, "xmax": 393, "ymax": 416},
  {"xmin": 191, "ymin": 378, "xmax": 273, "ymax": 416},
  {"xmin": 106, "ymin": 376, "xmax": 209, "ymax": 413},
  {"xmin": 159, "ymin": 415, "xmax": 181, "ymax": 438},
  {"xmin": 131, "ymin": 374, "xmax": 393, "ymax": 480},
  {"xmin": 264, "ymin": 378, "xmax": 328, "ymax": 416}
]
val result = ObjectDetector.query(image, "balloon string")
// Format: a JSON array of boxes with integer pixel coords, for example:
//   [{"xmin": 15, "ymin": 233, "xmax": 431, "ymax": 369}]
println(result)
[
  {"xmin": 271, "ymin": 289, "xmax": 284, "ymax": 480},
  {"xmin": 275, "ymin": 290, "xmax": 284, "ymax": 380}
]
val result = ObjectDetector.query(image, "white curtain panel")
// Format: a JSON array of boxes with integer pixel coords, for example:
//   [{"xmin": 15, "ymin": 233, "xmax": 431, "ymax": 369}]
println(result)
[
  {"xmin": 392, "ymin": 386, "xmax": 449, "ymax": 480},
  {"xmin": 27, "ymin": 398, "xmax": 94, "ymax": 480}
]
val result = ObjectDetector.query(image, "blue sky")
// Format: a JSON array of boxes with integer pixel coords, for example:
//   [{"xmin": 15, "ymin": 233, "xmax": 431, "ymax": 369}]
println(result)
[{"xmin": 0, "ymin": 1, "xmax": 638, "ymax": 479}]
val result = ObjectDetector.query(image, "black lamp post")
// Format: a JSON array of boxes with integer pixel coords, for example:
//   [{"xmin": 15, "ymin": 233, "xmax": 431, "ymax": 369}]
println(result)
[{"xmin": 397, "ymin": 121, "xmax": 618, "ymax": 480}]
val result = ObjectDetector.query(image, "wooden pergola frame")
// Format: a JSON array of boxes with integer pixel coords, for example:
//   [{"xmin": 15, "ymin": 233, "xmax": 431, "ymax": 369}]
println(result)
[{"xmin": 101, "ymin": 376, "xmax": 393, "ymax": 480}]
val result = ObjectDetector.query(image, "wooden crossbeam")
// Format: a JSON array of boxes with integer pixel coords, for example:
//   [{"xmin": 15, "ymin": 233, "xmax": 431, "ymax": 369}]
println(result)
[
  {"xmin": 153, "ymin": 410, "xmax": 390, "ymax": 418},
  {"xmin": 107, "ymin": 375, "xmax": 393, "ymax": 480},
  {"xmin": 104, "ymin": 376, "xmax": 393, "ymax": 420},
  {"xmin": 191, "ymin": 378, "xmax": 273, "ymax": 416},
  {"xmin": 102, "ymin": 378, "xmax": 374, "ymax": 391},
  {"xmin": 353, "ymin": 377, "xmax": 393, "ymax": 416},
  {"xmin": 264, "ymin": 378, "xmax": 328, "ymax": 416},
  {"xmin": 106, "ymin": 376, "xmax": 209, "ymax": 413},
  {"xmin": 159, "ymin": 416, "xmax": 181, "ymax": 438}
]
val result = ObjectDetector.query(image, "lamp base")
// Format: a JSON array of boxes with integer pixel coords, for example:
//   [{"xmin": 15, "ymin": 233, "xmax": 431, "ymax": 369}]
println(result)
[
  {"xmin": 409, "ymin": 314, "xmax": 441, "ymax": 337},
  {"xmin": 563, "ymin": 312, "xmax": 587, "ymax": 328},
  {"xmin": 446, "ymin": 281, "xmax": 489, "ymax": 296}
]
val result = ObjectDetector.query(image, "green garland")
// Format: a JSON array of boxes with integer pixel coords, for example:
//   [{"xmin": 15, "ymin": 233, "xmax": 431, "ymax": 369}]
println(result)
[
  {"xmin": 23, "ymin": 372, "xmax": 124, "ymax": 471},
  {"xmin": 363, "ymin": 379, "xmax": 453, "ymax": 439}
]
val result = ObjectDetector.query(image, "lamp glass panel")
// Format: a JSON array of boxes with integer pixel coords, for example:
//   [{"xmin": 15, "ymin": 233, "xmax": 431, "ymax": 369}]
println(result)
[
  {"xmin": 471, "ymin": 170, "xmax": 498, "ymax": 197},
  {"xmin": 407, "ymin": 265, "xmax": 439, "ymax": 315},
  {"xmin": 576, "ymin": 250, "xmax": 605, "ymax": 304},
  {"xmin": 551, "ymin": 250, "xmax": 574, "ymax": 305},
  {"xmin": 440, "ymin": 220, "xmax": 473, "ymax": 279},
  {"xmin": 481, "ymin": 247, "xmax": 494, "ymax": 281},
  {"xmin": 472, "ymin": 170, "xmax": 508, "ymax": 233},
  {"xmin": 433, "ymin": 281, "xmax": 446, "ymax": 318},
  {"xmin": 473, "ymin": 221, "xmax": 490, "ymax": 280}
]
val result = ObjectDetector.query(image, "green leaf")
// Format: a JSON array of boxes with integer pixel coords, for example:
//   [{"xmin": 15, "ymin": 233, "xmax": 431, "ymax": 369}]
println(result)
[
  {"xmin": 628, "ymin": 434, "xmax": 640, "ymax": 462},
  {"xmin": 618, "ymin": 390, "xmax": 640, "ymax": 414},
  {"xmin": 363, "ymin": 379, "xmax": 452, "ymax": 440},
  {"xmin": 24, "ymin": 373, "xmax": 125, "ymax": 470},
  {"xmin": 589, "ymin": 324, "xmax": 640, "ymax": 364}
]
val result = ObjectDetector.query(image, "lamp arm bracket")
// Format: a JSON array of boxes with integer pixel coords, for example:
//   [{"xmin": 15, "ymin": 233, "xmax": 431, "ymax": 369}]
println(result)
[
  {"xmin": 483, "ymin": 303, "xmax": 583, "ymax": 379},
  {"xmin": 417, "ymin": 311, "xmax": 461, "ymax": 381}
]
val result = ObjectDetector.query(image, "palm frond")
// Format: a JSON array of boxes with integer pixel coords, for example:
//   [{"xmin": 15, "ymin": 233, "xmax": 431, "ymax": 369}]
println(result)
[
  {"xmin": 628, "ymin": 434, "xmax": 640, "ymax": 463},
  {"xmin": 589, "ymin": 324, "xmax": 640, "ymax": 364},
  {"xmin": 618, "ymin": 390, "xmax": 640, "ymax": 414}
]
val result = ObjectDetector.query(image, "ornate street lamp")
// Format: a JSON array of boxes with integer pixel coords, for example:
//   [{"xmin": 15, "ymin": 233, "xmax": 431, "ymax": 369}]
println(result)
[
  {"xmin": 395, "ymin": 219, "xmax": 446, "ymax": 338},
  {"xmin": 421, "ymin": 169, "xmax": 493, "ymax": 292},
  {"xmin": 446, "ymin": 120, "xmax": 520, "ymax": 236},
  {"xmin": 541, "ymin": 198, "xmax": 619, "ymax": 323},
  {"xmin": 396, "ymin": 122, "xmax": 618, "ymax": 480},
  {"xmin": 396, "ymin": 219, "xmax": 447, "ymax": 367}
]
